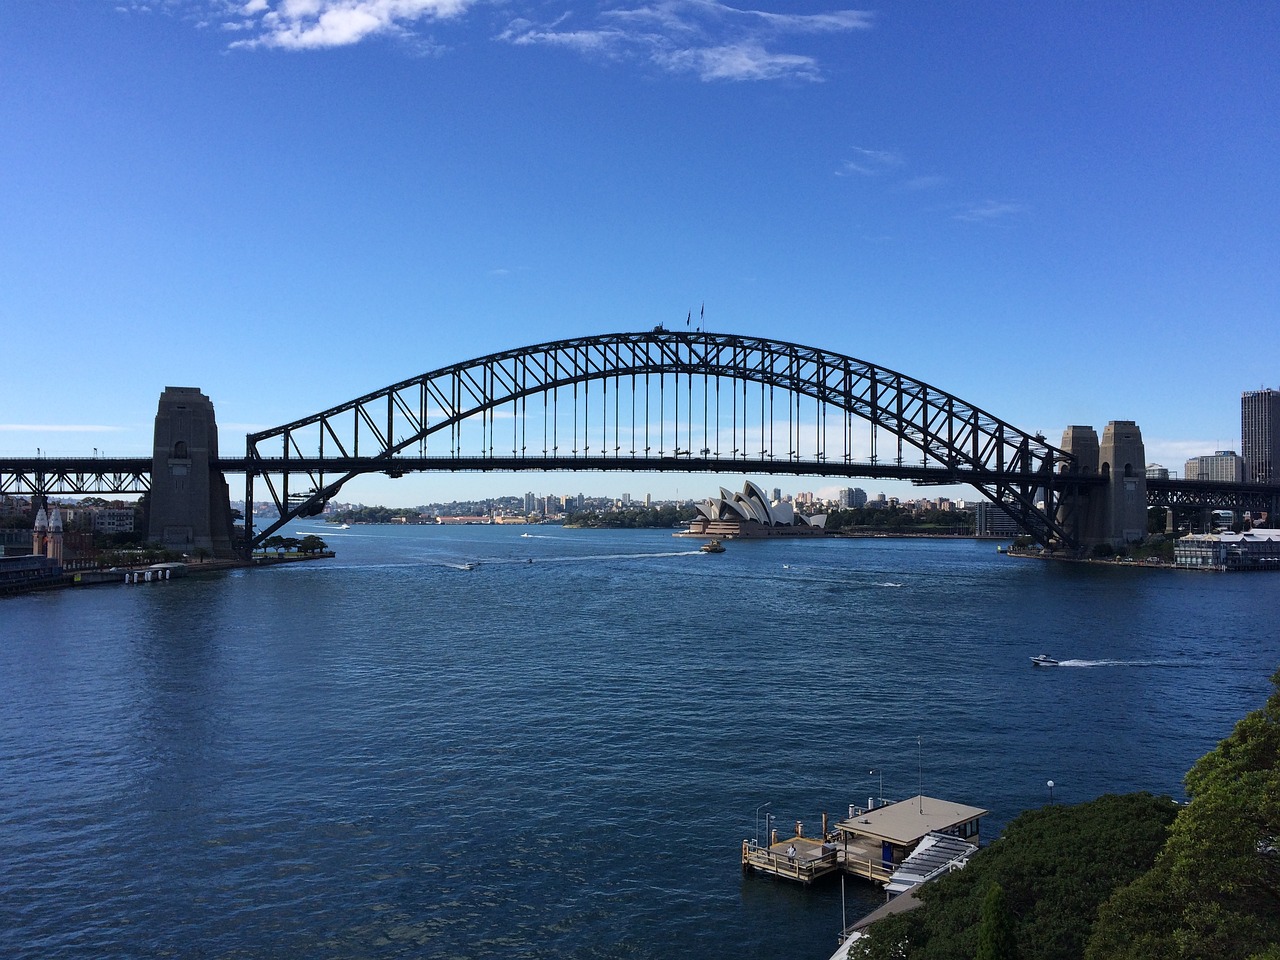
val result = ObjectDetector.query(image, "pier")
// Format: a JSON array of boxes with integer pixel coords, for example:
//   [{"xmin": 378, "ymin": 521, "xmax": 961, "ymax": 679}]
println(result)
[{"xmin": 742, "ymin": 795, "xmax": 986, "ymax": 887}]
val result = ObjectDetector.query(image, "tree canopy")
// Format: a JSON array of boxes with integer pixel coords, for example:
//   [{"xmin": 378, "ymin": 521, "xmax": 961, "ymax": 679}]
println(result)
[
  {"xmin": 849, "ymin": 671, "xmax": 1280, "ymax": 960},
  {"xmin": 1085, "ymin": 669, "xmax": 1280, "ymax": 960}
]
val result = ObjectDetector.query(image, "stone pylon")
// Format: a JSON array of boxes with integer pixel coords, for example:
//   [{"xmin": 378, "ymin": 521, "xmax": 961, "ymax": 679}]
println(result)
[
  {"xmin": 1057, "ymin": 421, "xmax": 1148, "ymax": 549},
  {"xmin": 147, "ymin": 387, "xmax": 235, "ymax": 558},
  {"xmin": 1099, "ymin": 420, "xmax": 1148, "ymax": 546}
]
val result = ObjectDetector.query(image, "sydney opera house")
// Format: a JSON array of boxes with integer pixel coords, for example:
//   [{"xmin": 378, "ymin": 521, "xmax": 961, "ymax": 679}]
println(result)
[{"xmin": 679, "ymin": 481, "xmax": 828, "ymax": 539}]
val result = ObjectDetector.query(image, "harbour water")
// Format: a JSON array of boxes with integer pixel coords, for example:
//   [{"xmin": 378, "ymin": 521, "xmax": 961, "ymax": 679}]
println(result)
[{"xmin": 2, "ymin": 526, "xmax": 1277, "ymax": 959}]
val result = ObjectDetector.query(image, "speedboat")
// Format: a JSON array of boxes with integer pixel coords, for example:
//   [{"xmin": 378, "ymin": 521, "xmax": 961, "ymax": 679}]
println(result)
[
  {"xmin": 700, "ymin": 539, "xmax": 726, "ymax": 554},
  {"xmin": 1030, "ymin": 655, "xmax": 1059, "ymax": 667}
]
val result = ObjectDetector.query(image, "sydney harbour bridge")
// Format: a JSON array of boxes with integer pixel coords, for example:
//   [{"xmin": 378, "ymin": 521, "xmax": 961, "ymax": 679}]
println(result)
[{"xmin": 2, "ymin": 330, "xmax": 1276, "ymax": 558}]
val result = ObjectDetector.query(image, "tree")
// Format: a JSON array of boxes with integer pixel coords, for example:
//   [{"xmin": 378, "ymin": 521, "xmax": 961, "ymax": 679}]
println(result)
[
  {"xmin": 298, "ymin": 534, "xmax": 327, "ymax": 555},
  {"xmin": 977, "ymin": 882, "xmax": 1017, "ymax": 960},
  {"xmin": 850, "ymin": 793, "xmax": 1178, "ymax": 960},
  {"xmin": 1086, "ymin": 670, "xmax": 1280, "ymax": 960}
]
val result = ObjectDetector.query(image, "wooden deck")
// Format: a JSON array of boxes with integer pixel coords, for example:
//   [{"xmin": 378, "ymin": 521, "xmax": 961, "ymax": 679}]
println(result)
[
  {"xmin": 741, "ymin": 836, "xmax": 897, "ymax": 885},
  {"xmin": 741, "ymin": 838, "xmax": 839, "ymax": 884}
]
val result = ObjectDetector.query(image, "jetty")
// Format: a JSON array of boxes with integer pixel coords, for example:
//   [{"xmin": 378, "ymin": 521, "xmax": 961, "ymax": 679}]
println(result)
[{"xmin": 742, "ymin": 795, "xmax": 986, "ymax": 887}]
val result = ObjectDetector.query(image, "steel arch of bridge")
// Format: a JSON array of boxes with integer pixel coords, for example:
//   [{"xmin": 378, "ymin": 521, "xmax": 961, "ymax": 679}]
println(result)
[{"xmin": 246, "ymin": 330, "xmax": 1086, "ymax": 549}]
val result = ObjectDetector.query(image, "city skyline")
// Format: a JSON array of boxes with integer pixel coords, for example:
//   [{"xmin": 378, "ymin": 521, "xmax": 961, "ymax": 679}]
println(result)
[{"xmin": 2, "ymin": 3, "xmax": 1277, "ymax": 507}]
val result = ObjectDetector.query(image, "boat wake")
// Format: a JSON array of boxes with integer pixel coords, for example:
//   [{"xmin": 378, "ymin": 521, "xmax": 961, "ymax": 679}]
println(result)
[
  {"xmin": 877, "ymin": 582, "xmax": 904, "ymax": 588},
  {"xmin": 533, "ymin": 550, "xmax": 702, "ymax": 563},
  {"xmin": 1054, "ymin": 659, "xmax": 1184, "ymax": 668}
]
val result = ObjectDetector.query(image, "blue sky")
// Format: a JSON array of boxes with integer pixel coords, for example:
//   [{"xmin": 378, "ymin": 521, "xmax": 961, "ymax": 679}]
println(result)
[{"xmin": 2, "ymin": 1, "xmax": 1277, "ymax": 506}]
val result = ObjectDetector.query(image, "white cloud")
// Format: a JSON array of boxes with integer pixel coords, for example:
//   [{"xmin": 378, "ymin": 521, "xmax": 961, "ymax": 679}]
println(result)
[
  {"xmin": 659, "ymin": 42, "xmax": 818, "ymax": 81},
  {"xmin": 230, "ymin": 0, "xmax": 475, "ymax": 50}
]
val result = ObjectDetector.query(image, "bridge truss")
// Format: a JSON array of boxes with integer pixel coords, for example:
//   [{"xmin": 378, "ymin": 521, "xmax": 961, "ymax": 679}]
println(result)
[
  {"xmin": 0, "ymin": 457, "xmax": 151, "ymax": 497},
  {"xmin": 245, "ymin": 330, "xmax": 1086, "ymax": 549}
]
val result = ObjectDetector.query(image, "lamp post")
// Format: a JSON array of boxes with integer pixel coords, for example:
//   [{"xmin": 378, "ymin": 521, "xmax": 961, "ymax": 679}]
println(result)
[
  {"xmin": 869, "ymin": 768, "xmax": 883, "ymax": 808},
  {"xmin": 1047, "ymin": 780, "xmax": 1055, "ymax": 805},
  {"xmin": 755, "ymin": 801, "xmax": 771, "ymax": 846}
]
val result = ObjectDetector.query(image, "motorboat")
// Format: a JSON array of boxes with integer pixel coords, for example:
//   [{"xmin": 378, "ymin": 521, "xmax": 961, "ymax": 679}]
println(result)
[
  {"xmin": 700, "ymin": 539, "xmax": 726, "ymax": 554},
  {"xmin": 1030, "ymin": 655, "xmax": 1059, "ymax": 667}
]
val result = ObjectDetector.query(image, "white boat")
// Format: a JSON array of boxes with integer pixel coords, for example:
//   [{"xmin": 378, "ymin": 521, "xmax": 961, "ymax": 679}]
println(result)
[
  {"xmin": 1030, "ymin": 655, "xmax": 1059, "ymax": 667},
  {"xmin": 338, "ymin": 523, "xmax": 350, "ymax": 530}
]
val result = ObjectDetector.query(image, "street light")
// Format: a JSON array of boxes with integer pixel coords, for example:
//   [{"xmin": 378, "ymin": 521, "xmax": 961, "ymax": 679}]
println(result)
[
  {"xmin": 869, "ymin": 768, "xmax": 883, "ymax": 808},
  {"xmin": 1047, "ymin": 780, "xmax": 1055, "ymax": 805},
  {"xmin": 755, "ymin": 801, "xmax": 771, "ymax": 846}
]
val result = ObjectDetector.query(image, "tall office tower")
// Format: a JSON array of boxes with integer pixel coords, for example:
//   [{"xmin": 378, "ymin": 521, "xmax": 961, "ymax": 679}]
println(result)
[{"xmin": 1242, "ymin": 388, "xmax": 1280, "ymax": 483}]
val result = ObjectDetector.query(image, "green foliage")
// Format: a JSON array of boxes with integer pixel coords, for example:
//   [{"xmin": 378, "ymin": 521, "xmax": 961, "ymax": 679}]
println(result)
[
  {"xmin": 824, "ymin": 506, "xmax": 974, "ymax": 534},
  {"xmin": 328, "ymin": 505, "xmax": 421, "ymax": 523},
  {"xmin": 850, "ymin": 793, "xmax": 1178, "ymax": 960},
  {"xmin": 565, "ymin": 505, "xmax": 696, "ymax": 528},
  {"xmin": 977, "ymin": 882, "xmax": 1017, "ymax": 960},
  {"xmin": 1086, "ymin": 670, "xmax": 1280, "ymax": 960},
  {"xmin": 297, "ymin": 534, "xmax": 328, "ymax": 554}
]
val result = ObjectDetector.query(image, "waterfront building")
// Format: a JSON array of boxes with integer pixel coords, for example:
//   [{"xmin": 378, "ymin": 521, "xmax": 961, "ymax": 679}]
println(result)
[
  {"xmin": 1183, "ymin": 451, "xmax": 1245, "ymax": 483},
  {"xmin": 1242, "ymin": 388, "xmax": 1280, "ymax": 483},
  {"xmin": 974, "ymin": 501, "xmax": 1021, "ymax": 537},
  {"xmin": 1146, "ymin": 464, "xmax": 1169, "ymax": 480},
  {"xmin": 1175, "ymin": 530, "xmax": 1280, "ymax": 571}
]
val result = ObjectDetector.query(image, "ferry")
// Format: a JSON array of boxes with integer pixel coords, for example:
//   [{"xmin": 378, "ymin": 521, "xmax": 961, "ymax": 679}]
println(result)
[{"xmin": 701, "ymin": 539, "xmax": 726, "ymax": 554}]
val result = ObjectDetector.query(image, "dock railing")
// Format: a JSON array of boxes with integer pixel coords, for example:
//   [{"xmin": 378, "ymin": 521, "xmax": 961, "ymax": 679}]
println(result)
[{"xmin": 741, "ymin": 840, "xmax": 839, "ymax": 884}]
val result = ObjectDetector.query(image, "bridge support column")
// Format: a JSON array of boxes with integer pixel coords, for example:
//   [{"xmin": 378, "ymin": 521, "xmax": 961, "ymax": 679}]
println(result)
[
  {"xmin": 1100, "ymin": 421, "xmax": 1148, "ymax": 547},
  {"xmin": 1057, "ymin": 425, "xmax": 1103, "ymax": 548},
  {"xmin": 147, "ymin": 387, "xmax": 236, "ymax": 559},
  {"xmin": 1058, "ymin": 422, "xmax": 1148, "ymax": 550}
]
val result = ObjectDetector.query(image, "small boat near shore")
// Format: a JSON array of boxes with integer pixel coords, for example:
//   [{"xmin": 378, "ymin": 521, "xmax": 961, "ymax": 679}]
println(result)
[
  {"xmin": 1030, "ymin": 654, "xmax": 1059, "ymax": 667},
  {"xmin": 701, "ymin": 539, "xmax": 726, "ymax": 554}
]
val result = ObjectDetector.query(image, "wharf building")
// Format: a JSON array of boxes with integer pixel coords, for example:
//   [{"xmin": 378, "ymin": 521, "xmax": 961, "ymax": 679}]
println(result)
[
  {"xmin": 1242, "ymin": 388, "xmax": 1280, "ymax": 484},
  {"xmin": 1175, "ymin": 530, "xmax": 1280, "ymax": 571},
  {"xmin": 0, "ymin": 506, "xmax": 68, "ymax": 594}
]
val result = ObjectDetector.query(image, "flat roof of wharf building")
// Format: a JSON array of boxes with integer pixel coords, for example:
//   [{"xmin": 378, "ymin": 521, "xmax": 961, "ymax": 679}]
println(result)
[{"xmin": 834, "ymin": 795, "xmax": 988, "ymax": 847}]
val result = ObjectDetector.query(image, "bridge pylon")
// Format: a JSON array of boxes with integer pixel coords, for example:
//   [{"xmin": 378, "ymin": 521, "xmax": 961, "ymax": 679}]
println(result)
[
  {"xmin": 1057, "ymin": 421, "xmax": 1147, "ymax": 550},
  {"xmin": 147, "ymin": 387, "xmax": 236, "ymax": 559}
]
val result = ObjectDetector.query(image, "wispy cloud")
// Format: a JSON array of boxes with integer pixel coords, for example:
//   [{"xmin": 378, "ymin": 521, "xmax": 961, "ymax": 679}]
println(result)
[
  {"xmin": 836, "ymin": 146, "xmax": 902, "ymax": 176},
  {"xmin": 0, "ymin": 424, "xmax": 130, "ymax": 432},
  {"xmin": 953, "ymin": 199, "xmax": 1026, "ymax": 223},
  {"xmin": 502, "ymin": 2, "xmax": 873, "ymax": 82},
  {"xmin": 198, "ymin": 1, "xmax": 872, "ymax": 79}
]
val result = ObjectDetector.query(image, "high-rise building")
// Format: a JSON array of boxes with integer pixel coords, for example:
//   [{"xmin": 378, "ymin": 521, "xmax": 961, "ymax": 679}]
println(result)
[
  {"xmin": 1184, "ymin": 451, "xmax": 1245, "ymax": 483},
  {"xmin": 1242, "ymin": 388, "xmax": 1280, "ymax": 483},
  {"xmin": 837, "ymin": 487, "xmax": 868, "ymax": 508}
]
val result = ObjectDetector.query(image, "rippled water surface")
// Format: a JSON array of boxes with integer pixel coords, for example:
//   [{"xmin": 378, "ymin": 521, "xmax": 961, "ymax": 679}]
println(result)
[{"xmin": 3, "ymin": 526, "xmax": 1277, "ymax": 958}]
